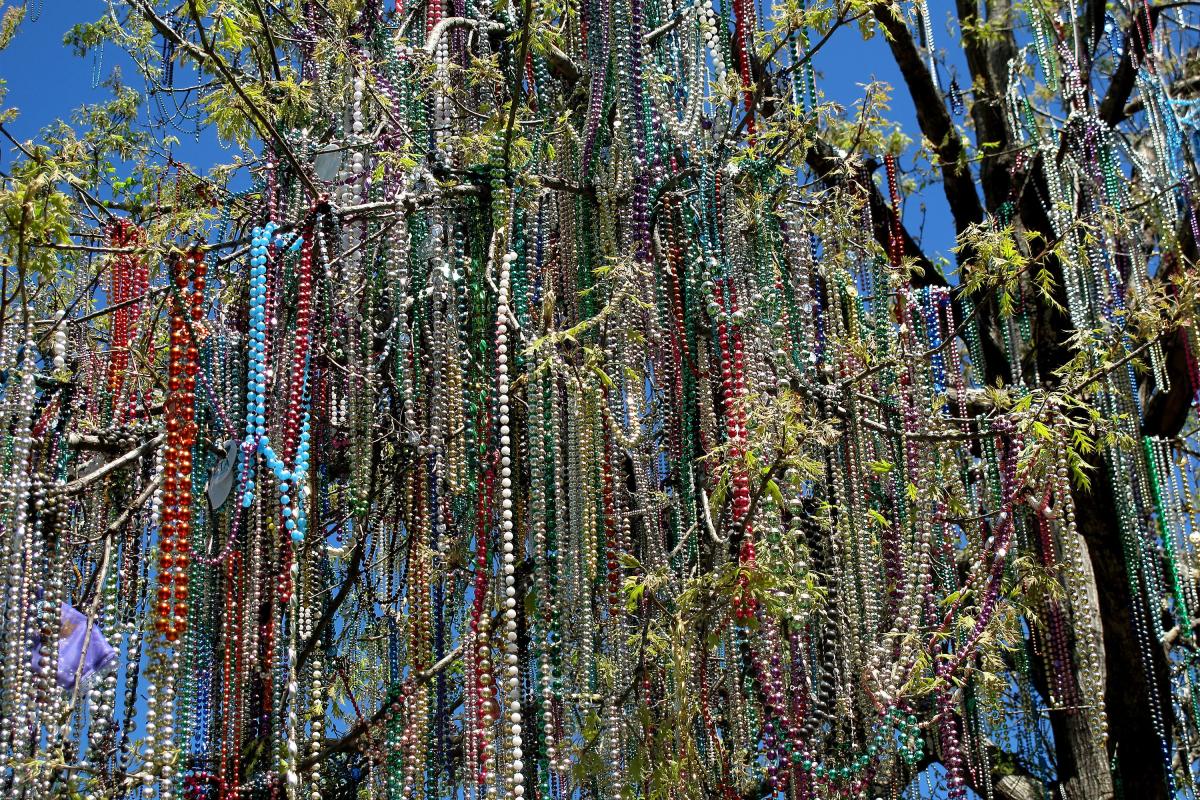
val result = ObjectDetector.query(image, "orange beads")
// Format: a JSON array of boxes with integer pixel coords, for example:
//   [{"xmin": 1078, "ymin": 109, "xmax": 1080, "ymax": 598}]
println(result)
[{"xmin": 155, "ymin": 249, "xmax": 206, "ymax": 643}]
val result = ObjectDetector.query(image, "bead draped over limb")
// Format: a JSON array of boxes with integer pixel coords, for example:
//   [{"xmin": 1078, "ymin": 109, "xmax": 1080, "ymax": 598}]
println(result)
[{"xmin": 0, "ymin": 0, "xmax": 1199, "ymax": 798}]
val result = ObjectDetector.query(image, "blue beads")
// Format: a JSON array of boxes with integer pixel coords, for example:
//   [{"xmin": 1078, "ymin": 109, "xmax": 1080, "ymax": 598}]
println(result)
[
  {"xmin": 237, "ymin": 222, "xmax": 313, "ymax": 543},
  {"xmin": 241, "ymin": 223, "xmax": 278, "ymax": 507}
]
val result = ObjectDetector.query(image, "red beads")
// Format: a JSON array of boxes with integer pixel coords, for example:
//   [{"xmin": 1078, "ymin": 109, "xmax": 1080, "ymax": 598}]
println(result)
[
  {"xmin": 280, "ymin": 225, "xmax": 315, "ymax": 465},
  {"xmin": 884, "ymin": 154, "xmax": 903, "ymax": 269},
  {"xmin": 106, "ymin": 220, "xmax": 150, "ymax": 412},
  {"xmin": 155, "ymin": 248, "xmax": 206, "ymax": 643}
]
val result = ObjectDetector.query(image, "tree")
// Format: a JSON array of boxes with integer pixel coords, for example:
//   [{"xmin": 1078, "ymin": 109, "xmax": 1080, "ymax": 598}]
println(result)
[{"xmin": 0, "ymin": 0, "xmax": 1194, "ymax": 796}]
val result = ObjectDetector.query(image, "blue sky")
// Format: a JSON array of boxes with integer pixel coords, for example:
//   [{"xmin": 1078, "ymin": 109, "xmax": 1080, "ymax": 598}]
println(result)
[
  {"xmin": 0, "ymin": 0, "xmax": 965, "ymax": 264},
  {"xmin": 807, "ymin": 0, "xmax": 972, "ymax": 274},
  {"xmin": 0, "ymin": 5, "xmax": 107, "ymax": 138},
  {"xmin": 0, "ymin": 4, "xmax": 1003, "ymax": 798},
  {"xmin": 0, "ymin": 1, "xmax": 234, "ymax": 185}
]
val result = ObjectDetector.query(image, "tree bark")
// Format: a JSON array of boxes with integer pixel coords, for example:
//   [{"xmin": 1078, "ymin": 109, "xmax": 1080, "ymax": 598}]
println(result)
[
  {"xmin": 875, "ymin": 0, "xmax": 1183, "ymax": 791},
  {"xmin": 1075, "ymin": 465, "xmax": 1171, "ymax": 799}
]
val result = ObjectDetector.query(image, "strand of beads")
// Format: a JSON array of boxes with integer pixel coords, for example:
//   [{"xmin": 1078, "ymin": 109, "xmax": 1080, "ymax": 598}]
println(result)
[
  {"xmin": 157, "ymin": 249, "xmax": 204, "ymax": 642},
  {"xmin": 106, "ymin": 220, "xmax": 149, "ymax": 410},
  {"xmin": 10, "ymin": 1, "xmax": 1200, "ymax": 797},
  {"xmin": 494, "ymin": 245, "xmax": 524, "ymax": 800}
]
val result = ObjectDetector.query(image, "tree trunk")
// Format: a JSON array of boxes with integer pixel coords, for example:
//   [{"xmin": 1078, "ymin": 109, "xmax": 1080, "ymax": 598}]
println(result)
[
  {"xmin": 946, "ymin": 0, "xmax": 1169, "ymax": 787},
  {"xmin": 995, "ymin": 774, "xmax": 1046, "ymax": 800},
  {"xmin": 845, "ymin": 0, "xmax": 1187, "ymax": 788},
  {"xmin": 1047, "ymin": 709, "xmax": 1115, "ymax": 799},
  {"xmin": 1058, "ymin": 526, "xmax": 1114, "ymax": 800},
  {"xmin": 1075, "ymin": 466, "xmax": 1171, "ymax": 800}
]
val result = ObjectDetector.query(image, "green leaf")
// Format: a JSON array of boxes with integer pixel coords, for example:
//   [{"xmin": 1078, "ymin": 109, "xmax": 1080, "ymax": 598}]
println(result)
[
  {"xmin": 765, "ymin": 479, "xmax": 783, "ymax": 508},
  {"xmin": 618, "ymin": 552, "xmax": 643, "ymax": 570},
  {"xmin": 220, "ymin": 16, "xmax": 244, "ymax": 50},
  {"xmin": 592, "ymin": 365, "xmax": 615, "ymax": 389}
]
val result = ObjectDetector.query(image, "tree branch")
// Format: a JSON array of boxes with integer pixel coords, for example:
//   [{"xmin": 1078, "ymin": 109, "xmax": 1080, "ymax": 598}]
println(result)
[
  {"xmin": 804, "ymin": 137, "xmax": 946, "ymax": 286},
  {"xmin": 130, "ymin": 0, "xmax": 321, "ymax": 199},
  {"xmin": 295, "ymin": 540, "xmax": 364, "ymax": 671},
  {"xmin": 56, "ymin": 433, "xmax": 164, "ymax": 496},
  {"xmin": 1125, "ymin": 72, "xmax": 1200, "ymax": 116},
  {"xmin": 296, "ymin": 645, "xmax": 462, "ymax": 770},
  {"xmin": 872, "ymin": 2, "xmax": 985, "ymax": 242},
  {"xmin": 1099, "ymin": 3, "xmax": 1166, "ymax": 126}
]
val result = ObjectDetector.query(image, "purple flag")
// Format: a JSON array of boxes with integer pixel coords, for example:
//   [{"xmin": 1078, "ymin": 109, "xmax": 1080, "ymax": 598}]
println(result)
[{"xmin": 31, "ymin": 603, "xmax": 117, "ymax": 690}]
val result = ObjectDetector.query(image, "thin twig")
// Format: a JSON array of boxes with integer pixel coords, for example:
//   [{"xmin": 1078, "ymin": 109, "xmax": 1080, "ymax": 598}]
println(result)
[{"xmin": 296, "ymin": 644, "xmax": 463, "ymax": 770}]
